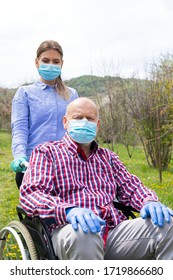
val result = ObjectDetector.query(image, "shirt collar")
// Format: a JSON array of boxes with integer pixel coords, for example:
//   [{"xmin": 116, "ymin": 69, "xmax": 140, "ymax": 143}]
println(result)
[
  {"xmin": 63, "ymin": 132, "xmax": 98, "ymax": 157},
  {"xmin": 35, "ymin": 80, "xmax": 56, "ymax": 90}
]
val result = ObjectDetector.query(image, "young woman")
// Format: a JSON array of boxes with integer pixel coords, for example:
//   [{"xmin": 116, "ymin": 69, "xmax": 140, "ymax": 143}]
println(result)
[{"xmin": 10, "ymin": 40, "xmax": 79, "ymax": 188}]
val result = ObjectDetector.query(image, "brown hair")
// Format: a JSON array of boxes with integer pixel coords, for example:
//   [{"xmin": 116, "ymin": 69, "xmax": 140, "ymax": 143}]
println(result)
[{"xmin": 36, "ymin": 40, "xmax": 70, "ymax": 99}]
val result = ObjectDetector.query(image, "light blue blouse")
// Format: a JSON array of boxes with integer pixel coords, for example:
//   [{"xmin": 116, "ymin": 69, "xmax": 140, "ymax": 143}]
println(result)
[{"xmin": 11, "ymin": 80, "xmax": 79, "ymax": 159}]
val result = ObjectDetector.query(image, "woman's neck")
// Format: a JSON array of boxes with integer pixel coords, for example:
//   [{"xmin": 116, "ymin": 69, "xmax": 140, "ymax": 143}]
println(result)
[{"xmin": 40, "ymin": 77, "xmax": 56, "ymax": 86}]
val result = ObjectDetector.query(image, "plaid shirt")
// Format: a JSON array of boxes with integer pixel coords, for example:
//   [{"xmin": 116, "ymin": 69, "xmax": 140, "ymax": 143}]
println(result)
[{"xmin": 20, "ymin": 133, "xmax": 158, "ymax": 233}]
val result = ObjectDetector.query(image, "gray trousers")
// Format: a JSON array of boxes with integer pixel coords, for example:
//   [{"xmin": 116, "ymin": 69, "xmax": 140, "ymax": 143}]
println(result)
[{"xmin": 51, "ymin": 217, "xmax": 173, "ymax": 260}]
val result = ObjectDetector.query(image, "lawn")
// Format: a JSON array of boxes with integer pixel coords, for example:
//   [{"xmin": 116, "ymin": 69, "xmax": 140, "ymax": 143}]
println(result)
[
  {"xmin": 0, "ymin": 131, "xmax": 18, "ymax": 229},
  {"xmin": 0, "ymin": 131, "xmax": 173, "ymax": 230}
]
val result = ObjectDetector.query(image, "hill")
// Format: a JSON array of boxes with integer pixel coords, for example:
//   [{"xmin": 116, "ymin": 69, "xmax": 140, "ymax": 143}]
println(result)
[
  {"xmin": 65, "ymin": 75, "xmax": 122, "ymax": 97},
  {"xmin": 1, "ymin": 74, "xmax": 137, "ymax": 98}
]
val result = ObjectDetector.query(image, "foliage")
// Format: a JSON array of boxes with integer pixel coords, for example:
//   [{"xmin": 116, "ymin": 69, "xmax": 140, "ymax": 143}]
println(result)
[
  {"xmin": 125, "ymin": 55, "xmax": 173, "ymax": 181},
  {"xmin": 65, "ymin": 75, "xmax": 123, "ymax": 97},
  {"xmin": 93, "ymin": 76, "xmax": 140, "ymax": 154},
  {"xmin": 0, "ymin": 88, "xmax": 15, "ymax": 131},
  {"xmin": 87, "ymin": 55, "xmax": 173, "ymax": 182}
]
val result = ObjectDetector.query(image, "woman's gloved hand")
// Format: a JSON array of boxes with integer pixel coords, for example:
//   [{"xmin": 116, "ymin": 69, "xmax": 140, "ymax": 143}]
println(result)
[
  {"xmin": 66, "ymin": 207, "xmax": 106, "ymax": 234},
  {"xmin": 10, "ymin": 157, "xmax": 28, "ymax": 172}
]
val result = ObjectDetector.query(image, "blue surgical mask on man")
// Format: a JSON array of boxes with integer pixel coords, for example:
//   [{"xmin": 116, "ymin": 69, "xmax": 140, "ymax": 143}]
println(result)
[
  {"xmin": 67, "ymin": 119, "xmax": 97, "ymax": 144},
  {"xmin": 38, "ymin": 63, "xmax": 61, "ymax": 81}
]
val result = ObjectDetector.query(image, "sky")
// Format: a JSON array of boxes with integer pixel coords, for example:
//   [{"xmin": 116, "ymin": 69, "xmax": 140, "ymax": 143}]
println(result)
[{"xmin": 1, "ymin": 0, "xmax": 173, "ymax": 88}]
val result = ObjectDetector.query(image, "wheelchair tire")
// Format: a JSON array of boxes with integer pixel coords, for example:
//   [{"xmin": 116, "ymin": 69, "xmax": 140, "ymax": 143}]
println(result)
[{"xmin": 0, "ymin": 220, "xmax": 38, "ymax": 260}]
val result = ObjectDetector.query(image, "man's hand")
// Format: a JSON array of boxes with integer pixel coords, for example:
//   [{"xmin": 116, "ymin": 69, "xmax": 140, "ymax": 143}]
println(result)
[
  {"xmin": 66, "ymin": 207, "xmax": 106, "ymax": 234},
  {"xmin": 140, "ymin": 201, "xmax": 173, "ymax": 227},
  {"xmin": 10, "ymin": 157, "xmax": 28, "ymax": 172}
]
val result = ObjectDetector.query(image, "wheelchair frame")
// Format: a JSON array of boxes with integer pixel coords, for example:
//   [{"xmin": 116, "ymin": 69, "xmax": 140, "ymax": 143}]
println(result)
[
  {"xmin": 0, "ymin": 206, "xmax": 57, "ymax": 260},
  {"xmin": 0, "ymin": 202, "xmax": 139, "ymax": 260}
]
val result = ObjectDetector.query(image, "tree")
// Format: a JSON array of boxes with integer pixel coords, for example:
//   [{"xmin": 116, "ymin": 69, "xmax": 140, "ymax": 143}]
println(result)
[
  {"xmin": 126, "ymin": 55, "xmax": 173, "ymax": 182},
  {"xmin": 91, "ymin": 74, "xmax": 138, "ymax": 155}
]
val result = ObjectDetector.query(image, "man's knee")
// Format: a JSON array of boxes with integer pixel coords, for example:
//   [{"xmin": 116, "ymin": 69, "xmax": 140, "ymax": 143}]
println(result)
[{"xmin": 52, "ymin": 224, "xmax": 104, "ymax": 259}]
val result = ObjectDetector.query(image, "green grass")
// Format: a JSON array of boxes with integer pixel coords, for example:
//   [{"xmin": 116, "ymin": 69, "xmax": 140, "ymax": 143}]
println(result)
[
  {"xmin": 0, "ymin": 131, "xmax": 19, "ymax": 228},
  {"xmin": 0, "ymin": 132, "xmax": 173, "ymax": 230}
]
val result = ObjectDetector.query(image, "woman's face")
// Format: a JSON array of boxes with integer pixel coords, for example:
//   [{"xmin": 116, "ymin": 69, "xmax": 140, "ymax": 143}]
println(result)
[
  {"xmin": 35, "ymin": 49, "xmax": 63, "ymax": 68},
  {"xmin": 35, "ymin": 49, "xmax": 63, "ymax": 84}
]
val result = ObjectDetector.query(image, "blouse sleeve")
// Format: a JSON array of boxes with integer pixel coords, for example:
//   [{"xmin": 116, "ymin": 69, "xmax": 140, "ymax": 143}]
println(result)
[{"xmin": 11, "ymin": 87, "xmax": 29, "ymax": 159}]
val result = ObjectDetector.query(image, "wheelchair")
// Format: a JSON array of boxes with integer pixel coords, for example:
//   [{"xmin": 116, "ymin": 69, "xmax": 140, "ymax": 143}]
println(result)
[{"xmin": 0, "ymin": 201, "xmax": 139, "ymax": 260}]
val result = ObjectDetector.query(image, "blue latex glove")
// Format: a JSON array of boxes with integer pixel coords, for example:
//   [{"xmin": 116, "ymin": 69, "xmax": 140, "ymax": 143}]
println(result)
[
  {"xmin": 10, "ymin": 157, "xmax": 28, "ymax": 172},
  {"xmin": 66, "ymin": 207, "xmax": 106, "ymax": 234},
  {"xmin": 140, "ymin": 201, "xmax": 173, "ymax": 227}
]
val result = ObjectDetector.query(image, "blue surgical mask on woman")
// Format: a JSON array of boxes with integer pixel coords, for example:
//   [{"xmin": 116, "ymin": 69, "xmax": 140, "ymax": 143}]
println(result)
[
  {"xmin": 67, "ymin": 119, "xmax": 97, "ymax": 144},
  {"xmin": 38, "ymin": 63, "xmax": 61, "ymax": 81}
]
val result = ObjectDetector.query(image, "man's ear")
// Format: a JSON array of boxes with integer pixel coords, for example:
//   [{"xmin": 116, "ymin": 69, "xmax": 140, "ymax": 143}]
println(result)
[
  {"xmin": 97, "ymin": 119, "xmax": 100, "ymax": 132},
  {"xmin": 63, "ymin": 116, "xmax": 68, "ymax": 130}
]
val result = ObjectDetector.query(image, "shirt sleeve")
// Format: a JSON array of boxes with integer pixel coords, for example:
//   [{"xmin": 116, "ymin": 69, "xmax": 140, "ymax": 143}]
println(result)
[
  {"xmin": 110, "ymin": 153, "xmax": 158, "ymax": 211},
  {"xmin": 19, "ymin": 144, "xmax": 73, "ymax": 225},
  {"xmin": 11, "ymin": 87, "xmax": 29, "ymax": 159}
]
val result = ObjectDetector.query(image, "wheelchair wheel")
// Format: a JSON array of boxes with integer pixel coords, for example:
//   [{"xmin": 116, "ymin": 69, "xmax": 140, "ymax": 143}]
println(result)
[{"xmin": 0, "ymin": 220, "xmax": 38, "ymax": 260}]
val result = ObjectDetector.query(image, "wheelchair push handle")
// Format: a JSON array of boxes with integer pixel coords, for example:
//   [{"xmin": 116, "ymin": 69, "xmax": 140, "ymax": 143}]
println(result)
[
  {"xmin": 19, "ymin": 161, "xmax": 29, "ymax": 168},
  {"xmin": 19, "ymin": 161, "xmax": 29, "ymax": 173}
]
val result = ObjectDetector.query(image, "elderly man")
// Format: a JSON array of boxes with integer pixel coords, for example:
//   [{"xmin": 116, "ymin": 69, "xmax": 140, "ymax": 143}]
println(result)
[{"xmin": 20, "ymin": 97, "xmax": 173, "ymax": 260}]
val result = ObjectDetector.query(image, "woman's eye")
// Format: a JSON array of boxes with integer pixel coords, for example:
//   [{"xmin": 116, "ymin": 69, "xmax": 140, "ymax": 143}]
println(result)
[{"xmin": 42, "ymin": 59, "xmax": 49, "ymax": 63}]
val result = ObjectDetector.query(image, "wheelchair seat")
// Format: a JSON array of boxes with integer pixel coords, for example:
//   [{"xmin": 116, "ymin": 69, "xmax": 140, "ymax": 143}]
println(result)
[{"xmin": 113, "ymin": 201, "xmax": 139, "ymax": 219}]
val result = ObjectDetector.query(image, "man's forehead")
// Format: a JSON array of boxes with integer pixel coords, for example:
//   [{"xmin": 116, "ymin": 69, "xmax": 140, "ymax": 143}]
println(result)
[
  {"xmin": 69, "ymin": 108, "xmax": 97, "ymax": 117},
  {"xmin": 66, "ymin": 98, "xmax": 99, "ymax": 118},
  {"xmin": 68, "ymin": 103, "xmax": 94, "ymax": 112}
]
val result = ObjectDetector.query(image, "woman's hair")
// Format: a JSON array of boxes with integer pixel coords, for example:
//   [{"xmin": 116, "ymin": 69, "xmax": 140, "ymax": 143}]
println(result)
[{"xmin": 36, "ymin": 40, "xmax": 70, "ymax": 99}]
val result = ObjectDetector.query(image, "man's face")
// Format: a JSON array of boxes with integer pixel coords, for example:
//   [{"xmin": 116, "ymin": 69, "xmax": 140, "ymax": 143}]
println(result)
[{"xmin": 63, "ymin": 101, "xmax": 100, "ymax": 132}]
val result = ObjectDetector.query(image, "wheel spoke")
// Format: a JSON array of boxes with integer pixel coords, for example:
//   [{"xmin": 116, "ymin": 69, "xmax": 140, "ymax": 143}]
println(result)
[{"xmin": 0, "ymin": 221, "xmax": 38, "ymax": 260}]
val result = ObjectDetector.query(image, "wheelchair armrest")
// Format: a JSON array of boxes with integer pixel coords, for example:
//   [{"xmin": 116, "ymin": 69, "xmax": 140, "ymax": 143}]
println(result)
[{"xmin": 16, "ymin": 205, "xmax": 31, "ymax": 221}]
